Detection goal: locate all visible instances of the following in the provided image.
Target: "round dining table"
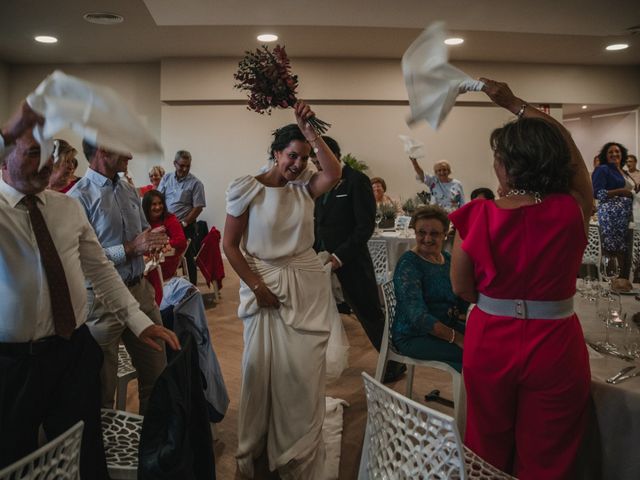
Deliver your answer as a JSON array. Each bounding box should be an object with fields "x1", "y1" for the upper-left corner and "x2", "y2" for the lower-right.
[{"x1": 574, "y1": 291, "x2": 640, "y2": 480}]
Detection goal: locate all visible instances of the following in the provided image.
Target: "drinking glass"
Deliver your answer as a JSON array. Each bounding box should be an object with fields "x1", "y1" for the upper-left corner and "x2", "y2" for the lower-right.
[
  {"x1": 600, "y1": 254, "x2": 620, "y2": 292},
  {"x1": 374, "y1": 209, "x2": 383, "y2": 235}
]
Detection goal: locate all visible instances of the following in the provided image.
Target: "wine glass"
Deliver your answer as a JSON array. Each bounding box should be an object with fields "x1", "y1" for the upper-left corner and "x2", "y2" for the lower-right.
[
  {"x1": 374, "y1": 209, "x2": 383, "y2": 235},
  {"x1": 600, "y1": 254, "x2": 620, "y2": 292}
]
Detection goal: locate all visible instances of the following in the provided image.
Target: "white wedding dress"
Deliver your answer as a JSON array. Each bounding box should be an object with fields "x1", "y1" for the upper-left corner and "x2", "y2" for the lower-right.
[{"x1": 227, "y1": 172, "x2": 344, "y2": 479}]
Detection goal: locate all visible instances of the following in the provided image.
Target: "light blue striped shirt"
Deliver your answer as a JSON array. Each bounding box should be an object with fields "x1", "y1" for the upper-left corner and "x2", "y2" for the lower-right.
[
  {"x1": 158, "y1": 172, "x2": 206, "y2": 221},
  {"x1": 68, "y1": 168, "x2": 148, "y2": 282}
]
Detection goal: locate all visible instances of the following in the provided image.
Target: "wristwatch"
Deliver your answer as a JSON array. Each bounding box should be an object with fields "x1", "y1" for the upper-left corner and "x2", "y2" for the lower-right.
[{"x1": 181, "y1": 220, "x2": 187, "y2": 228}]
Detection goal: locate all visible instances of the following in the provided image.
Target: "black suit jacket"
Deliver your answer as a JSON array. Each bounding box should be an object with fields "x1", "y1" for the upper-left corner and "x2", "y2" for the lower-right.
[{"x1": 313, "y1": 163, "x2": 376, "y2": 266}]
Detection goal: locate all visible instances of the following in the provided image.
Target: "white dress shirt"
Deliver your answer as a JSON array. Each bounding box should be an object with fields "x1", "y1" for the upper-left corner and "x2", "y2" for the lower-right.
[{"x1": 0, "y1": 179, "x2": 153, "y2": 342}]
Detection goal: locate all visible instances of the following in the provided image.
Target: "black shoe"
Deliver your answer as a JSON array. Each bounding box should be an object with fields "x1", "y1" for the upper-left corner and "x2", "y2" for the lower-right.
[
  {"x1": 382, "y1": 363, "x2": 407, "y2": 383},
  {"x1": 424, "y1": 389, "x2": 454, "y2": 408},
  {"x1": 336, "y1": 302, "x2": 352, "y2": 315}
]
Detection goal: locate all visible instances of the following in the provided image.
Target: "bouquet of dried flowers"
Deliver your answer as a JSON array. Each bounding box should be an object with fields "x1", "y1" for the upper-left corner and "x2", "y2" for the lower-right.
[{"x1": 233, "y1": 44, "x2": 331, "y2": 134}]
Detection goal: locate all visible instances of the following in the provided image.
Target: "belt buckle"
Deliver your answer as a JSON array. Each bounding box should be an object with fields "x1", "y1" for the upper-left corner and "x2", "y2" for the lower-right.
[{"x1": 515, "y1": 299, "x2": 527, "y2": 319}]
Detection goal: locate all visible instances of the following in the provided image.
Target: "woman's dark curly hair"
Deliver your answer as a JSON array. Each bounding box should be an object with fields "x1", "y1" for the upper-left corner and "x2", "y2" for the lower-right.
[
  {"x1": 142, "y1": 190, "x2": 167, "y2": 223},
  {"x1": 268, "y1": 123, "x2": 308, "y2": 159},
  {"x1": 490, "y1": 117, "x2": 572, "y2": 193},
  {"x1": 597, "y1": 142, "x2": 628, "y2": 168},
  {"x1": 410, "y1": 205, "x2": 450, "y2": 232}
]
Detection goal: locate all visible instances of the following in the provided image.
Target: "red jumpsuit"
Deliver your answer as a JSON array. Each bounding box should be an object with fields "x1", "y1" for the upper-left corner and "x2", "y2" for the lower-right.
[{"x1": 450, "y1": 194, "x2": 591, "y2": 480}]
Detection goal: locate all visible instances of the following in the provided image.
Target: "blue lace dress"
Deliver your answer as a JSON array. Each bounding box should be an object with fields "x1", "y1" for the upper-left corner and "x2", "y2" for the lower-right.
[
  {"x1": 392, "y1": 250, "x2": 468, "y2": 372},
  {"x1": 592, "y1": 164, "x2": 632, "y2": 252}
]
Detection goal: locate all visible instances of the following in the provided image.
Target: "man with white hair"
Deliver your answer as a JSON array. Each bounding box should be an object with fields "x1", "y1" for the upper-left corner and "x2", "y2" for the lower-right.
[{"x1": 0, "y1": 101, "x2": 179, "y2": 478}]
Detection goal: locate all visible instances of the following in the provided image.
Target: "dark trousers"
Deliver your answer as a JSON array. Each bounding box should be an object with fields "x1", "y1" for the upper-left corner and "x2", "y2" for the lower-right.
[
  {"x1": 0, "y1": 325, "x2": 108, "y2": 479},
  {"x1": 336, "y1": 256, "x2": 385, "y2": 352},
  {"x1": 183, "y1": 223, "x2": 198, "y2": 285}
]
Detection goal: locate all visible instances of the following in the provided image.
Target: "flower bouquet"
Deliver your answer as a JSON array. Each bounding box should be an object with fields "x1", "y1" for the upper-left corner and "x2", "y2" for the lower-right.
[{"x1": 233, "y1": 44, "x2": 331, "y2": 134}]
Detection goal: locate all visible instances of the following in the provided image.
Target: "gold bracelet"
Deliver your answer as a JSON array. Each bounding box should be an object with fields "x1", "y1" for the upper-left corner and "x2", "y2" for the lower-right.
[{"x1": 448, "y1": 329, "x2": 456, "y2": 344}]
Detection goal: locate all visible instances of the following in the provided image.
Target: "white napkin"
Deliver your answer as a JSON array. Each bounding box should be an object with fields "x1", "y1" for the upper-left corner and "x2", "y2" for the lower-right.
[
  {"x1": 398, "y1": 134, "x2": 425, "y2": 159},
  {"x1": 27, "y1": 70, "x2": 163, "y2": 170},
  {"x1": 402, "y1": 21, "x2": 484, "y2": 130}
]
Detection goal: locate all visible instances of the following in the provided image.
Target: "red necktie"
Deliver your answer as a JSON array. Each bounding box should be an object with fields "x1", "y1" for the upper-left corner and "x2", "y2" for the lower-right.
[{"x1": 22, "y1": 195, "x2": 76, "y2": 339}]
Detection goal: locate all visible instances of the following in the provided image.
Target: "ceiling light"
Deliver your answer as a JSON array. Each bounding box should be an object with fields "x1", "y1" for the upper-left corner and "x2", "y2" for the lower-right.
[
  {"x1": 257, "y1": 34, "x2": 278, "y2": 42},
  {"x1": 581, "y1": 105, "x2": 588, "y2": 109},
  {"x1": 444, "y1": 37, "x2": 464, "y2": 46},
  {"x1": 606, "y1": 43, "x2": 629, "y2": 51},
  {"x1": 34, "y1": 35, "x2": 58, "y2": 44}
]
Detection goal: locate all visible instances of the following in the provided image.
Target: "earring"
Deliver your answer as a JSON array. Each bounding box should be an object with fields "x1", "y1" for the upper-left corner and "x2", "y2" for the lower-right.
[{"x1": 274, "y1": 159, "x2": 278, "y2": 165}]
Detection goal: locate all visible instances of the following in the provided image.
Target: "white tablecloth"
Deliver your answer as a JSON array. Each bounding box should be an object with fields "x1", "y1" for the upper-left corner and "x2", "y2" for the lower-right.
[
  {"x1": 575, "y1": 293, "x2": 640, "y2": 480},
  {"x1": 371, "y1": 231, "x2": 416, "y2": 274}
]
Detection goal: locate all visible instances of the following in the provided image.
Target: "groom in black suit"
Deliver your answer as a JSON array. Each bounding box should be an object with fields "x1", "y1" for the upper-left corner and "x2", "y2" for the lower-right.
[{"x1": 313, "y1": 136, "x2": 405, "y2": 383}]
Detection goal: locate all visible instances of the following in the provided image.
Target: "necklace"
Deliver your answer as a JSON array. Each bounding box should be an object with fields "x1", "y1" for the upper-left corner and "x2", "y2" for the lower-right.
[
  {"x1": 413, "y1": 249, "x2": 445, "y2": 265},
  {"x1": 505, "y1": 189, "x2": 542, "y2": 204}
]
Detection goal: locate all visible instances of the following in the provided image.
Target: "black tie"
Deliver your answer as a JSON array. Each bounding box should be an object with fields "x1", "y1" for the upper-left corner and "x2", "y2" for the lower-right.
[{"x1": 22, "y1": 195, "x2": 76, "y2": 339}]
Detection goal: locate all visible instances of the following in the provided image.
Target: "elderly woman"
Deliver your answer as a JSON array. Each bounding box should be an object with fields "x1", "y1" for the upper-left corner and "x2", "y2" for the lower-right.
[
  {"x1": 371, "y1": 176, "x2": 402, "y2": 214},
  {"x1": 592, "y1": 142, "x2": 633, "y2": 265},
  {"x1": 409, "y1": 157, "x2": 465, "y2": 212},
  {"x1": 449, "y1": 79, "x2": 592, "y2": 479},
  {"x1": 223, "y1": 101, "x2": 341, "y2": 478},
  {"x1": 48, "y1": 139, "x2": 80, "y2": 193},
  {"x1": 392, "y1": 205, "x2": 467, "y2": 371},
  {"x1": 139, "y1": 165, "x2": 166, "y2": 196}
]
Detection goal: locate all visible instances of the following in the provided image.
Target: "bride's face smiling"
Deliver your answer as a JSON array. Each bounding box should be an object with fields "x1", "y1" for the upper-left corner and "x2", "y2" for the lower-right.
[{"x1": 274, "y1": 140, "x2": 311, "y2": 181}]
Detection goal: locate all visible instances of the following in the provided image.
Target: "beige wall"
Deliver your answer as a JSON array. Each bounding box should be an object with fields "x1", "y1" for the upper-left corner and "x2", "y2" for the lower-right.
[
  {"x1": 0, "y1": 62, "x2": 8, "y2": 123},
  {"x1": 6, "y1": 59, "x2": 640, "y2": 229}
]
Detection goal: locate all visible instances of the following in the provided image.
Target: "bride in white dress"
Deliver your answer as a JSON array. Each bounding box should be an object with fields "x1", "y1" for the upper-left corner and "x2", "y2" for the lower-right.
[{"x1": 223, "y1": 102, "x2": 342, "y2": 479}]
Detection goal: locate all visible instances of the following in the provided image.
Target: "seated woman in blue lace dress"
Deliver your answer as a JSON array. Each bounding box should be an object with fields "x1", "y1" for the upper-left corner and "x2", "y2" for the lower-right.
[{"x1": 392, "y1": 205, "x2": 467, "y2": 372}]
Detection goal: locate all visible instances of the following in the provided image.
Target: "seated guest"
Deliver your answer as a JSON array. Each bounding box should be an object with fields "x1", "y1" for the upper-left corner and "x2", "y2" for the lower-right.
[
  {"x1": 392, "y1": 205, "x2": 467, "y2": 372},
  {"x1": 409, "y1": 157, "x2": 465, "y2": 211},
  {"x1": 142, "y1": 189, "x2": 188, "y2": 281},
  {"x1": 48, "y1": 139, "x2": 80, "y2": 193},
  {"x1": 470, "y1": 187, "x2": 495, "y2": 200},
  {"x1": 371, "y1": 176, "x2": 402, "y2": 214},
  {"x1": 139, "y1": 165, "x2": 165, "y2": 196}
]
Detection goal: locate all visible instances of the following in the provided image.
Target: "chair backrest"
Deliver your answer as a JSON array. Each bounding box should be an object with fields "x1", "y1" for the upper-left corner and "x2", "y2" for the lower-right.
[
  {"x1": 0, "y1": 421, "x2": 83, "y2": 480},
  {"x1": 380, "y1": 280, "x2": 397, "y2": 331},
  {"x1": 367, "y1": 239, "x2": 389, "y2": 284},
  {"x1": 631, "y1": 229, "x2": 640, "y2": 280},
  {"x1": 360, "y1": 372, "x2": 466, "y2": 479},
  {"x1": 582, "y1": 224, "x2": 601, "y2": 266},
  {"x1": 179, "y1": 238, "x2": 191, "y2": 278}
]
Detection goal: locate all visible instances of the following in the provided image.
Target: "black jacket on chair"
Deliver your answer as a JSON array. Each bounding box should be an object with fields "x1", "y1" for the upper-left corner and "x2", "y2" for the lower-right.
[
  {"x1": 313, "y1": 163, "x2": 385, "y2": 351},
  {"x1": 138, "y1": 332, "x2": 216, "y2": 479}
]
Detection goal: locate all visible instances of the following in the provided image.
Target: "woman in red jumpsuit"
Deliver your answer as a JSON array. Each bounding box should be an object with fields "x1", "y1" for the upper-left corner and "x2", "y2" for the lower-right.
[{"x1": 449, "y1": 79, "x2": 593, "y2": 480}]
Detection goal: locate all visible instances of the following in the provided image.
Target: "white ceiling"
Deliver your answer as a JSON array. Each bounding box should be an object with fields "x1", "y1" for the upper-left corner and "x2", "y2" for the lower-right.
[{"x1": 0, "y1": 0, "x2": 639, "y2": 65}]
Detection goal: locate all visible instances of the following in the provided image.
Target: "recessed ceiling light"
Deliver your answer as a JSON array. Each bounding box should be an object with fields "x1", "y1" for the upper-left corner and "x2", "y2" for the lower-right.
[
  {"x1": 606, "y1": 43, "x2": 629, "y2": 51},
  {"x1": 581, "y1": 105, "x2": 588, "y2": 109},
  {"x1": 444, "y1": 37, "x2": 464, "y2": 46},
  {"x1": 257, "y1": 34, "x2": 278, "y2": 42},
  {"x1": 34, "y1": 35, "x2": 58, "y2": 44}
]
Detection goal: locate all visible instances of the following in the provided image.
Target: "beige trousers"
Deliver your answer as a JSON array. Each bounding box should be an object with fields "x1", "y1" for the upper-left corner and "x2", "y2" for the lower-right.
[{"x1": 85, "y1": 278, "x2": 166, "y2": 415}]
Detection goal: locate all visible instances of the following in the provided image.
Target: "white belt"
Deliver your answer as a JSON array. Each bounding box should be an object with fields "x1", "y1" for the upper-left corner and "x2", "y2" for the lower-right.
[{"x1": 476, "y1": 293, "x2": 574, "y2": 320}]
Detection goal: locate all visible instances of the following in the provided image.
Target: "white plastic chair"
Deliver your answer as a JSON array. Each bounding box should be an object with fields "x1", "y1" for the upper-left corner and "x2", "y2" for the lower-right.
[
  {"x1": 581, "y1": 224, "x2": 602, "y2": 280},
  {"x1": 0, "y1": 421, "x2": 83, "y2": 480},
  {"x1": 367, "y1": 239, "x2": 390, "y2": 284},
  {"x1": 375, "y1": 280, "x2": 466, "y2": 434},
  {"x1": 116, "y1": 344, "x2": 137, "y2": 411},
  {"x1": 101, "y1": 409, "x2": 143, "y2": 479},
  {"x1": 358, "y1": 373, "x2": 515, "y2": 480}
]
